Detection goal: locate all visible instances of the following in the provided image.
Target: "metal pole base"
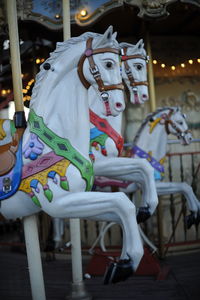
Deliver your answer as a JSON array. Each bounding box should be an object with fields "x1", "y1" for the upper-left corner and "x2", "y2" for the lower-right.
[{"x1": 66, "y1": 281, "x2": 92, "y2": 300}]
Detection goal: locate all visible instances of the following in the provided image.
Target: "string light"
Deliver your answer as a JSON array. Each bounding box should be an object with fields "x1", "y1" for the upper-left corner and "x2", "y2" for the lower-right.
[
  {"x1": 1, "y1": 89, "x2": 7, "y2": 95},
  {"x1": 80, "y1": 9, "x2": 88, "y2": 17},
  {"x1": 152, "y1": 58, "x2": 200, "y2": 74},
  {"x1": 36, "y1": 58, "x2": 41, "y2": 64}
]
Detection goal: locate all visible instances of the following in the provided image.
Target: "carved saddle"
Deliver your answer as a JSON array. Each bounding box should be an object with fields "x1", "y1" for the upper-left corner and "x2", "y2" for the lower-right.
[{"x1": 0, "y1": 119, "x2": 23, "y2": 200}]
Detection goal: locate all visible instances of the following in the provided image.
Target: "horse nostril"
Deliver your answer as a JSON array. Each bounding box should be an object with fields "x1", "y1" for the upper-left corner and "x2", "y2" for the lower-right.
[
  {"x1": 142, "y1": 94, "x2": 147, "y2": 99},
  {"x1": 116, "y1": 102, "x2": 122, "y2": 108}
]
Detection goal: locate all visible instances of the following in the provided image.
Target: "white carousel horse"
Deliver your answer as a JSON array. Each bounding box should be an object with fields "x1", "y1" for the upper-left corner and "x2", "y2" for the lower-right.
[
  {"x1": 91, "y1": 39, "x2": 158, "y2": 221},
  {"x1": 93, "y1": 106, "x2": 199, "y2": 253},
  {"x1": 0, "y1": 27, "x2": 144, "y2": 284},
  {"x1": 52, "y1": 39, "x2": 158, "y2": 248}
]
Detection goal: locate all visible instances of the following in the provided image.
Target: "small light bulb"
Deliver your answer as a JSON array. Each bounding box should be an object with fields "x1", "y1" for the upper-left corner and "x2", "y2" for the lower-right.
[
  {"x1": 171, "y1": 66, "x2": 176, "y2": 71},
  {"x1": 181, "y1": 63, "x2": 185, "y2": 68},
  {"x1": 1, "y1": 89, "x2": 7, "y2": 95},
  {"x1": 188, "y1": 59, "x2": 193, "y2": 64},
  {"x1": 36, "y1": 58, "x2": 41, "y2": 64},
  {"x1": 153, "y1": 60, "x2": 157, "y2": 64},
  {"x1": 197, "y1": 58, "x2": 200, "y2": 63},
  {"x1": 161, "y1": 63, "x2": 165, "y2": 68},
  {"x1": 80, "y1": 9, "x2": 87, "y2": 17}
]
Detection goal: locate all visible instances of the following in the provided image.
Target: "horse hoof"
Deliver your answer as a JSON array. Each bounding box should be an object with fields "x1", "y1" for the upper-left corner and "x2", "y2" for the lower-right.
[
  {"x1": 185, "y1": 212, "x2": 196, "y2": 229},
  {"x1": 103, "y1": 259, "x2": 133, "y2": 285},
  {"x1": 137, "y1": 207, "x2": 151, "y2": 223}
]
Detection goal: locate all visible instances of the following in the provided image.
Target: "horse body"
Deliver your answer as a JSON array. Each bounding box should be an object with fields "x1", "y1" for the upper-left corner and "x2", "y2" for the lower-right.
[
  {"x1": 0, "y1": 28, "x2": 146, "y2": 282},
  {"x1": 90, "y1": 40, "x2": 158, "y2": 217}
]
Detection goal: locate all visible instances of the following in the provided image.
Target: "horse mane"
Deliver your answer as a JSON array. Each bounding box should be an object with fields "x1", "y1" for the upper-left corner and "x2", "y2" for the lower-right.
[
  {"x1": 31, "y1": 31, "x2": 119, "y2": 102},
  {"x1": 133, "y1": 106, "x2": 177, "y2": 145}
]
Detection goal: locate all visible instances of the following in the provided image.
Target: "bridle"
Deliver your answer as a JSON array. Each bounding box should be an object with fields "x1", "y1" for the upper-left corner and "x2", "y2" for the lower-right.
[
  {"x1": 162, "y1": 109, "x2": 190, "y2": 139},
  {"x1": 121, "y1": 47, "x2": 149, "y2": 94},
  {"x1": 77, "y1": 37, "x2": 124, "y2": 115}
]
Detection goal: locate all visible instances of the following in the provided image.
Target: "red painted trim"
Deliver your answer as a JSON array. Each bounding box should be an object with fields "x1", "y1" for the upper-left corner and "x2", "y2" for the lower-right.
[{"x1": 89, "y1": 109, "x2": 124, "y2": 156}]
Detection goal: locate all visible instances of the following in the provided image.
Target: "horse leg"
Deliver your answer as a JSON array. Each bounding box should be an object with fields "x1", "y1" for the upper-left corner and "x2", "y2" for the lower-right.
[
  {"x1": 39, "y1": 191, "x2": 144, "y2": 284},
  {"x1": 156, "y1": 181, "x2": 200, "y2": 228},
  {"x1": 53, "y1": 217, "x2": 65, "y2": 249},
  {"x1": 94, "y1": 157, "x2": 158, "y2": 220}
]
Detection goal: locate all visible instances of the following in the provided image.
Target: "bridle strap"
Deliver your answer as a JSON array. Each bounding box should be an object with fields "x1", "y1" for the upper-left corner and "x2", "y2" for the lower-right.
[
  {"x1": 77, "y1": 37, "x2": 124, "y2": 92},
  {"x1": 164, "y1": 110, "x2": 189, "y2": 136},
  {"x1": 121, "y1": 48, "x2": 148, "y2": 88}
]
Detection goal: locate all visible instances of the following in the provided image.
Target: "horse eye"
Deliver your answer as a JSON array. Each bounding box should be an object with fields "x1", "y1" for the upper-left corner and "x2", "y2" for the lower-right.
[
  {"x1": 106, "y1": 61, "x2": 113, "y2": 69},
  {"x1": 136, "y1": 64, "x2": 142, "y2": 70},
  {"x1": 178, "y1": 121, "x2": 183, "y2": 125}
]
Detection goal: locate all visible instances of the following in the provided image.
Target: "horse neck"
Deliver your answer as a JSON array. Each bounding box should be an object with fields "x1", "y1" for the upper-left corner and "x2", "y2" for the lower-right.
[
  {"x1": 88, "y1": 89, "x2": 122, "y2": 134},
  {"x1": 28, "y1": 68, "x2": 90, "y2": 158},
  {"x1": 135, "y1": 118, "x2": 168, "y2": 160}
]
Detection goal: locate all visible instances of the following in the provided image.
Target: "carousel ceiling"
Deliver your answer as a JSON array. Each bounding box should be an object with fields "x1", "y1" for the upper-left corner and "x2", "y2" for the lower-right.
[{"x1": 0, "y1": 0, "x2": 200, "y2": 32}]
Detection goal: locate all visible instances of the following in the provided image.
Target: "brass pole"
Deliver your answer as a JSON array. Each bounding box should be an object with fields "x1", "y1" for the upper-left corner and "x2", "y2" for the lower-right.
[
  {"x1": 146, "y1": 31, "x2": 156, "y2": 112},
  {"x1": 146, "y1": 31, "x2": 164, "y2": 257},
  {"x1": 6, "y1": 1, "x2": 46, "y2": 299},
  {"x1": 62, "y1": 1, "x2": 91, "y2": 299},
  {"x1": 6, "y1": 0, "x2": 24, "y2": 112}
]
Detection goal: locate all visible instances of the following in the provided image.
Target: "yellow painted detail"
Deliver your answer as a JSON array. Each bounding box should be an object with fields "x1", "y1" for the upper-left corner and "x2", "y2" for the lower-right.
[
  {"x1": 19, "y1": 159, "x2": 70, "y2": 194},
  {"x1": 148, "y1": 117, "x2": 161, "y2": 133},
  {"x1": 147, "y1": 151, "x2": 152, "y2": 161},
  {"x1": 159, "y1": 156, "x2": 166, "y2": 165},
  {"x1": 0, "y1": 119, "x2": 6, "y2": 140}
]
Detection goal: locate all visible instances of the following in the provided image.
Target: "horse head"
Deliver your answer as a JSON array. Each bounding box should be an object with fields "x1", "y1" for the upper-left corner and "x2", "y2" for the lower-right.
[
  {"x1": 165, "y1": 107, "x2": 192, "y2": 145},
  {"x1": 120, "y1": 39, "x2": 149, "y2": 104},
  {"x1": 79, "y1": 26, "x2": 125, "y2": 117}
]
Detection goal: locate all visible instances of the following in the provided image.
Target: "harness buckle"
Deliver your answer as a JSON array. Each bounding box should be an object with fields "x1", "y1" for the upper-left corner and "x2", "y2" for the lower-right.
[
  {"x1": 3, "y1": 177, "x2": 12, "y2": 193},
  {"x1": 90, "y1": 65, "x2": 100, "y2": 77},
  {"x1": 125, "y1": 68, "x2": 132, "y2": 76}
]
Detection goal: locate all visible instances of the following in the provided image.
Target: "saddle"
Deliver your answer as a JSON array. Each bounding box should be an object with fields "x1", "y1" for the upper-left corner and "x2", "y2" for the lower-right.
[{"x1": 0, "y1": 120, "x2": 24, "y2": 200}]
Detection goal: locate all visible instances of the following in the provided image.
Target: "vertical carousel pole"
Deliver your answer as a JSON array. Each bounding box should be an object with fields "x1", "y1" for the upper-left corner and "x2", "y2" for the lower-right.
[
  {"x1": 6, "y1": 1, "x2": 46, "y2": 299},
  {"x1": 146, "y1": 32, "x2": 156, "y2": 112},
  {"x1": 62, "y1": 1, "x2": 92, "y2": 299},
  {"x1": 146, "y1": 31, "x2": 164, "y2": 257}
]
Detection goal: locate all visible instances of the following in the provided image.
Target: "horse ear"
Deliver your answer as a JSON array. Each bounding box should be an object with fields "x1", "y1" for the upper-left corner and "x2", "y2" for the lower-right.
[
  {"x1": 93, "y1": 26, "x2": 114, "y2": 48},
  {"x1": 135, "y1": 39, "x2": 144, "y2": 50},
  {"x1": 112, "y1": 31, "x2": 117, "y2": 40}
]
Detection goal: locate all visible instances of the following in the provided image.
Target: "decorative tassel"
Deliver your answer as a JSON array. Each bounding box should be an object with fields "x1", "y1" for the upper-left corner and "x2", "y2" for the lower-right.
[
  {"x1": 48, "y1": 171, "x2": 58, "y2": 184},
  {"x1": 89, "y1": 152, "x2": 95, "y2": 162},
  {"x1": 29, "y1": 192, "x2": 41, "y2": 207},
  {"x1": 30, "y1": 179, "x2": 40, "y2": 193},
  {"x1": 101, "y1": 147, "x2": 107, "y2": 156},
  {"x1": 43, "y1": 184, "x2": 53, "y2": 202},
  {"x1": 60, "y1": 176, "x2": 69, "y2": 191}
]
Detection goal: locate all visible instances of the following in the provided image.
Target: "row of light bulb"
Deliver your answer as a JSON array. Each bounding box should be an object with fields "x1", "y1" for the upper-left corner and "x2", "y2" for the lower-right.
[{"x1": 153, "y1": 58, "x2": 200, "y2": 71}]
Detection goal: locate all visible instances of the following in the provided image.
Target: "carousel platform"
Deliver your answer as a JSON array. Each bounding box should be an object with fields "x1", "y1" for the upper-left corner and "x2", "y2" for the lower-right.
[{"x1": 0, "y1": 247, "x2": 200, "y2": 300}]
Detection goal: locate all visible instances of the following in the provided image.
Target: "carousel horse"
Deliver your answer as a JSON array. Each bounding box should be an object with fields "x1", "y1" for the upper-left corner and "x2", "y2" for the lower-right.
[
  {"x1": 0, "y1": 27, "x2": 145, "y2": 284},
  {"x1": 53, "y1": 40, "x2": 158, "y2": 248},
  {"x1": 91, "y1": 39, "x2": 158, "y2": 221},
  {"x1": 92, "y1": 106, "x2": 199, "y2": 253}
]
